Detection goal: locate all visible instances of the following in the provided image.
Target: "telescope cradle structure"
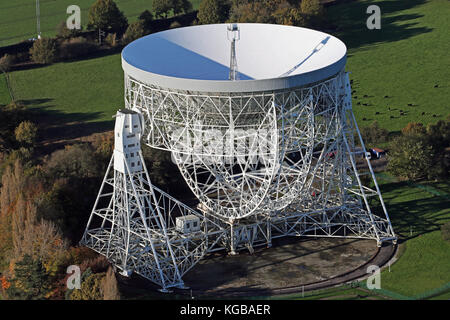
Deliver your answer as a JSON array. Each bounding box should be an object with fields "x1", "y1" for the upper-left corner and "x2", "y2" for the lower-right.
[{"x1": 81, "y1": 24, "x2": 396, "y2": 292}]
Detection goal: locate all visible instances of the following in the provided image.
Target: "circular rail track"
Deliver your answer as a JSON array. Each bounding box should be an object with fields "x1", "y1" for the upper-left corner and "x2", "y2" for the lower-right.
[{"x1": 182, "y1": 238, "x2": 397, "y2": 298}]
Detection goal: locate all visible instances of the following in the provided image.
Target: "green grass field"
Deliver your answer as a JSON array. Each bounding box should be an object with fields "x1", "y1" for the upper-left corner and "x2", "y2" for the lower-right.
[
  {"x1": 3, "y1": 0, "x2": 448, "y2": 132},
  {"x1": 328, "y1": 0, "x2": 449, "y2": 133},
  {"x1": 0, "y1": 0, "x2": 202, "y2": 47},
  {"x1": 10, "y1": 52, "x2": 123, "y2": 125},
  {"x1": 377, "y1": 178, "x2": 450, "y2": 297}
]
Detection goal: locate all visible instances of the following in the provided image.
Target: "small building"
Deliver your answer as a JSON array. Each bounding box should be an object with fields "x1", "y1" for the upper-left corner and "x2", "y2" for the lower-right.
[
  {"x1": 176, "y1": 215, "x2": 201, "y2": 234},
  {"x1": 370, "y1": 148, "x2": 386, "y2": 159}
]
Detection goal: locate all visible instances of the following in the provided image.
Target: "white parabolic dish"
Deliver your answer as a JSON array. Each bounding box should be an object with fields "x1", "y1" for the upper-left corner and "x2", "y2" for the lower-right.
[{"x1": 121, "y1": 23, "x2": 347, "y2": 93}]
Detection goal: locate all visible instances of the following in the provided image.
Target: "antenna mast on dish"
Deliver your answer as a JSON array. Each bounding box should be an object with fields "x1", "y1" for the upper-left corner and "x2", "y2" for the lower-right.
[{"x1": 227, "y1": 24, "x2": 240, "y2": 81}]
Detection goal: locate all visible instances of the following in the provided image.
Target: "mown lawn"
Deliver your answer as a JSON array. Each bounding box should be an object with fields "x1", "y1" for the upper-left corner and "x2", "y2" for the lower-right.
[
  {"x1": 381, "y1": 231, "x2": 450, "y2": 297},
  {"x1": 377, "y1": 178, "x2": 450, "y2": 297},
  {"x1": 5, "y1": 0, "x2": 449, "y2": 130},
  {"x1": 0, "y1": 0, "x2": 202, "y2": 46},
  {"x1": 9, "y1": 52, "x2": 122, "y2": 125},
  {"x1": 328, "y1": 0, "x2": 449, "y2": 133}
]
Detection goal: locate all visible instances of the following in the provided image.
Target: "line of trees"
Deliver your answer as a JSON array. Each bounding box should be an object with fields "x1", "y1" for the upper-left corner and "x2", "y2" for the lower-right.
[
  {"x1": 0, "y1": 101, "x2": 122, "y2": 299},
  {"x1": 21, "y1": 0, "x2": 197, "y2": 66},
  {"x1": 197, "y1": 0, "x2": 325, "y2": 27},
  {"x1": 0, "y1": 98, "x2": 190, "y2": 299},
  {"x1": 153, "y1": 0, "x2": 192, "y2": 18},
  {"x1": 4, "y1": 0, "x2": 326, "y2": 68}
]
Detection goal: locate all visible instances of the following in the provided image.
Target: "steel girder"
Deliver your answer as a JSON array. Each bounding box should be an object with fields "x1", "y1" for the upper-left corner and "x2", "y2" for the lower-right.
[{"x1": 81, "y1": 70, "x2": 396, "y2": 291}]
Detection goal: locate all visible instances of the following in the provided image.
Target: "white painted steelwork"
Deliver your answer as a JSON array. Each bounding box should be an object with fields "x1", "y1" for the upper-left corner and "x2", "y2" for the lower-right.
[{"x1": 82, "y1": 24, "x2": 396, "y2": 292}]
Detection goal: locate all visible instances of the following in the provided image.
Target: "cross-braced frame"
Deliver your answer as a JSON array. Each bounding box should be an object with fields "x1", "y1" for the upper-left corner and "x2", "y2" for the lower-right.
[{"x1": 81, "y1": 69, "x2": 396, "y2": 292}]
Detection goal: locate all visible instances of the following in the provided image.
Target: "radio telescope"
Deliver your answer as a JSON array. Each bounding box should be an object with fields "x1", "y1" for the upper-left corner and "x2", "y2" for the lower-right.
[{"x1": 81, "y1": 23, "x2": 396, "y2": 292}]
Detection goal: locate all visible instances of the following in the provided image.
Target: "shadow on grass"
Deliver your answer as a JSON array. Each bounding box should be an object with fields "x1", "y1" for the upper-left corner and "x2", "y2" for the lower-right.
[
  {"x1": 327, "y1": 0, "x2": 432, "y2": 49},
  {"x1": 18, "y1": 97, "x2": 114, "y2": 155},
  {"x1": 10, "y1": 45, "x2": 124, "y2": 73},
  {"x1": 378, "y1": 180, "x2": 450, "y2": 243}
]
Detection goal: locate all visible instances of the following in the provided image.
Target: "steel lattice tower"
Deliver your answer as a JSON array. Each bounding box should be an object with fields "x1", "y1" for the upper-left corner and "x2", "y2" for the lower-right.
[{"x1": 81, "y1": 24, "x2": 396, "y2": 292}]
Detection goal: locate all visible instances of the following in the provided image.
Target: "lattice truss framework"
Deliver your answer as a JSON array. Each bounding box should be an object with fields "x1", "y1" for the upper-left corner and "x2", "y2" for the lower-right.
[{"x1": 82, "y1": 71, "x2": 396, "y2": 291}]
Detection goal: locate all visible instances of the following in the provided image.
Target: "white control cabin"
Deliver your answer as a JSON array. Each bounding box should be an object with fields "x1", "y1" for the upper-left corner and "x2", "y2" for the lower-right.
[
  {"x1": 176, "y1": 215, "x2": 201, "y2": 234},
  {"x1": 113, "y1": 109, "x2": 145, "y2": 173}
]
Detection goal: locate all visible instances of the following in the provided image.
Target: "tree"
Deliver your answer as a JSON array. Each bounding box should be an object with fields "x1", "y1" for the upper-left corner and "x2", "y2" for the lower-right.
[
  {"x1": 402, "y1": 122, "x2": 426, "y2": 136},
  {"x1": 0, "y1": 157, "x2": 67, "y2": 277},
  {"x1": 88, "y1": 0, "x2": 128, "y2": 34},
  {"x1": 138, "y1": 9, "x2": 154, "y2": 32},
  {"x1": 0, "y1": 101, "x2": 27, "y2": 150},
  {"x1": 29, "y1": 38, "x2": 56, "y2": 64},
  {"x1": 427, "y1": 119, "x2": 450, "y2": 147},
  {"x1": 56, "y1": 21, "x2": 82, "y2": 39},
  {"x1": 425, "y1": 118, "x2": 450, "y2": 179},
  {"x1": 44, "y1": 144, "x2": 101, "y2": 179},
  {"x1": 7, "y1": 254, "x2": 52, "y2": 299},
  {"x1": 359, "y1": 121, "x2": 389, "y2": 146},
  {"x1": 153, "y1": 0, "x2": 172, "y2": 18},
  {"x1": 13, "y1": 216, "x2": 68, "y2": 277},
  {"x1": 387, "y1": 134, "x2": 434, "y2": 181},
  {"x1": 38, "y1": 144, "x2": 103, "y2": 240},
  {"x1": 105, "y1": 32, "x2": 118, "y2": 47},
  {"x1": 122, "y1": 20, "x2": 146, "y2": 45},
  {"x1": 272, "y1": 1, "x2": 297, "y2": 25},
  {"x1": 79, "y1": 255, "x2": 109, "y2": 274},
  {"x1": 14, "y1": 121, "x2": 38, "y2": 147},
  {"x1": 91, "y1": 131, "x2": 114, "y2": 166},
  {"x1": 0, "y1": 101, "x2": 26, "y2": 135},
  {"x1": 300, "y1": 0, "x2": 324, "y2": 27},
  {"x1": 59, "y1": 37, "x2": 99, "y2": 60},
  {"x1": 198, "y1": 0, "x2": 229, "y2": 24},
  {"x1": 392, "y1": 118, "x2": 450, "y2": 181},
  {"x1": 228, "y1": 0, "x2": 296, "y2": 25},
  {"x1": 172, "y1": 0, "x2": 192, "y2": 16},
  {"x1": 228, "y1": 1, "x2": 273, "y2": 23},
  {"x1": 64, "y1": 247, "x2": 99, "y2": 267},
  {"x1": 0, "y1": 160, "x2": 24, "y2": 269},
  {"x1": 68, "y1": 269, "x2": 105, "y2": 300},
  {"x1": 301, "y1": 0, "x2": 323, "y2": 16},
  {"x1": 0, "y1": 55, "x2": 15, "y2": 102},
  {"x1": 0, "y1": 54, "x2": 14, "y2": 72},
  {"x1": 139, "y1": 9, "x2": 153, "y2": 22},
  {"x1": 102, "y1": 266, "x2": 120, "y2": 300}
]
